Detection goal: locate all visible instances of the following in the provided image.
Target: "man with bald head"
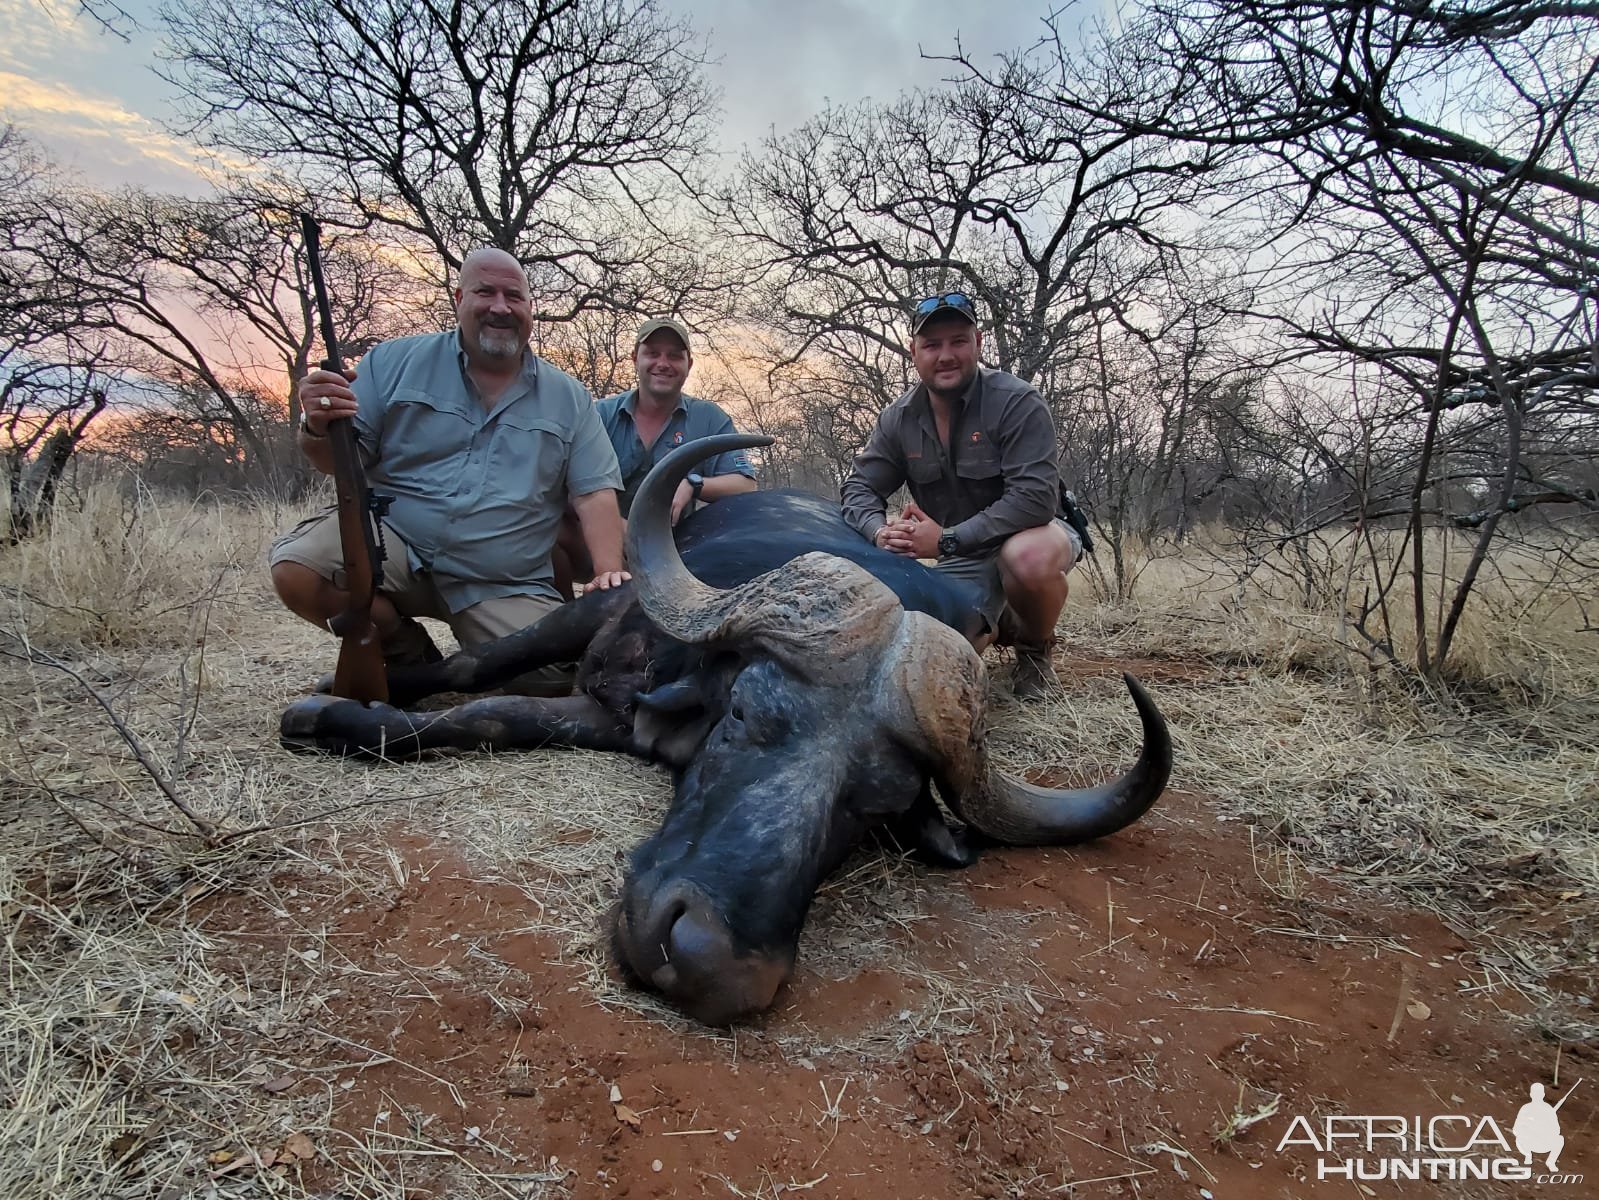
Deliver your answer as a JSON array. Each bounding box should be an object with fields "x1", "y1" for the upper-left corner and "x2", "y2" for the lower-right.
[{"x1": 271, "y1": 248, "x2": 626, "y2": 689}]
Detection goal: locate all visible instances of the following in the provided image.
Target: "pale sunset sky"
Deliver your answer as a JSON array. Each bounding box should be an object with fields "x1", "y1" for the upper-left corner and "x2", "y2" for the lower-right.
[{"x1": 2, "y1": 0, "x2": 1074, "y2": 192}]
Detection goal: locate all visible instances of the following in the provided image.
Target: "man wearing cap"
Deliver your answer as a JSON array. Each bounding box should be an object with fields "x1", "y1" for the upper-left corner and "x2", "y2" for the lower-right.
[
  {"x1": 272, "y1": 247, "x2": 628, "y2": 685},
  {"x1": 598, "y1": 317, "x2": 758, "y2": 519},
  {"x1": 840, "y1": 292, "x2": 1084, "y2": 698},
  {"x1": 553, "y1": 317, "x2": 758, "y2": 594}
]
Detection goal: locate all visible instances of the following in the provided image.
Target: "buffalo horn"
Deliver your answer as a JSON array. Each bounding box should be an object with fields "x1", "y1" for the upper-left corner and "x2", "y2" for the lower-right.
[
  {"x1": 626, "y1": 434, "x2": 902, "y2": 674},
  {"x1": 888, "y1": 614, "x2": 1170, "y2": 845}
]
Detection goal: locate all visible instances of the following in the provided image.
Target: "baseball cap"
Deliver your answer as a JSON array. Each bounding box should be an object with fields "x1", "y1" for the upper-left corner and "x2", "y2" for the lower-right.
[
  {"x1": 635, "y1": 316, "x2": 693, "y2": 353},
  {"x1": 910, "y1": 292, "x2": 980, "y2": 336}
]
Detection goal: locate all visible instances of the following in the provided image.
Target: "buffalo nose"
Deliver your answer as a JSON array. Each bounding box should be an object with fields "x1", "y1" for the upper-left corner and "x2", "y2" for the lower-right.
[
  {"x1": 618, "y1": 880, "x2": 732, "y2": 991},
  {"x1": 615, "y1": 878, "x2": 789, "y2": 1025},
  {"x1": 651, "y1": 904, "x2": 723, "y2": 989}
]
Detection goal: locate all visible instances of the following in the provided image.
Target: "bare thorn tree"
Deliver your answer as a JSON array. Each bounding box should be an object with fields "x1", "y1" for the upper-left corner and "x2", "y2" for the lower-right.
[
  {"x1": 1016, "y1": 0, "x2": 1599, "y2": 677},
  {"x1": 159, "y1": 0, "x2": 722, "y2": 318}
]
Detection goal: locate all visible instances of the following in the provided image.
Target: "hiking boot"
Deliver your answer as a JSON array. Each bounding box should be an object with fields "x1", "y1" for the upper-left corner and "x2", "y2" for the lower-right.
[
  {"x1": 1012, "y1": 641, "x2": 1059, "y2": 700},
  {"x1": 382, "y1": 617, "x2": 444, "y2": 668}
]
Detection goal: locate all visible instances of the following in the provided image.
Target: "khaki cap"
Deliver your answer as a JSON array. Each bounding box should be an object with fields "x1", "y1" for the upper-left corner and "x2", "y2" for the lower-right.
[{"x1": 635, "y1": 316, "x2": 693, "y2": 353}]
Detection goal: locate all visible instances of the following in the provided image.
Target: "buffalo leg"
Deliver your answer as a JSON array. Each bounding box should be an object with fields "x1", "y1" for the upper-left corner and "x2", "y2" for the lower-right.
[
  {"x1": 375, "y1": 589, "x2": 625, "y2": 706},
  {"x1": 281, "y1": 692, "x2": 630, "y2": 760}
]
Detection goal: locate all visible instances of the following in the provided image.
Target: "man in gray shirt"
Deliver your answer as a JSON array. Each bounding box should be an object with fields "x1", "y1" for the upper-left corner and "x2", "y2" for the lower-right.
[
  {"x1": 840, "y1": 292, "x2": 1083, "y2": 698},
  {"x1": 271, "y1": 248, "x2": 626, "y2": 686}
]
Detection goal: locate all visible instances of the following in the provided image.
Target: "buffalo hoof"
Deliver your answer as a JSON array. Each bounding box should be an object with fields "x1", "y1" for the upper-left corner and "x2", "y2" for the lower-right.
[{"x1": 279, "y1": 694, "x2": 417, "y2": 760}]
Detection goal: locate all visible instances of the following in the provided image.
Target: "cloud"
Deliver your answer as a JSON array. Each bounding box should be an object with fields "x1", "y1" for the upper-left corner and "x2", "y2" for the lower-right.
[
  {"x1": 0, "y1": 0, "x2": 102, "y2": 65},
  {"x1": 0, "y1": 69, "x2": 240, "y2": 189},
  {"x1": 0, "y1": 0, "x2": 237, "y2": 190},
  {"x1": 669, "y1": 0, "x2": 1060, "y2": 153}
]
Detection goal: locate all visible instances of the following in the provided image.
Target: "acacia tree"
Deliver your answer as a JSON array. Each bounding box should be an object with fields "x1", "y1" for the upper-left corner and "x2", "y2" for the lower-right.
[
  {"x1": 988, "y1": 0, "x2": 1599, "y2": 677},
  {"x1": 3, "y1": 125, "x2": 426, "y2": 495},
  {"x1": 159, "y1": 0, "x2": 723, "y2": 320},
  {"x1": 0, "y1": 127, "x2": 114, "y2": 538},
  {"x1": 85, "y1": 186, "x2": 425, "y2": 422},
  {"x1": 14, "y1": 176, "x2": 425, "y2": 491},
  {"x1": 719, "y1": 64, "x2": 1233, "y2": 379},
  {"x1": 716, "y1": 60, "x2": 1245, "y2": 580},
  {"x1": 1054, "y1": 277, "x2": 1257, "y2": 598},
  {"x1": 95, "y1": 377, "x2": 290, "y2": 494}
]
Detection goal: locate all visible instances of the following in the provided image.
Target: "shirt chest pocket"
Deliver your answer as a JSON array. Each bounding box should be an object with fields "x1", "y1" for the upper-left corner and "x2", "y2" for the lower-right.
[
  {"x1": 952, "y1": 442, "x2": 1004, "y2": 510},
  {"x1": 487, "y1": 411, "x2": 571, "y2": 505},
  {"x1": 954, "y1": 439, "x2": 1002, "y2": 481},
  {"x1": 906, "y1": 454, "x2": 945, "y2": 485},
  {"x1": 381, "y1": 389, "x2": 472, "y2": 478}
]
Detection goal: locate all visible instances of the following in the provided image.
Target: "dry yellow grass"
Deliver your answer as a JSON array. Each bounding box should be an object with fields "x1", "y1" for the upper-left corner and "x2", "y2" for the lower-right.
[
  {"x1": 1, "y1": 484, "x2": 1595, "y2": 1197},
  {"x1": 0, "y1": 480, "x2": 277, "y2": 652},
  {"x1": 1084, "y1": 523, "x2": 1599, "y2": 694}
]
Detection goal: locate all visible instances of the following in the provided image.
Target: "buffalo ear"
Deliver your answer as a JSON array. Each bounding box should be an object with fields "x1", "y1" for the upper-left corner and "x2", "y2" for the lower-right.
[
  {"x1": 630, "y1": 656, "x2": 748, "y2": 767},
  {"x1": 632, "y1": 681, "x2": 706, "y2": 765},
  {"x1": 879, "y1": 784, "x2": 982, "y2": 869}
]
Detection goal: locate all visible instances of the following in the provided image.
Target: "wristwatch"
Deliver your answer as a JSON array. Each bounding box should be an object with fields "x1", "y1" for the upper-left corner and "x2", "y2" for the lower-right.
[
  {"x1": 686, "y1": 472, "x2": 705, "y2": 500},
  {"x1": 937, "y1": 528, "x2": 960, "y2": 558},
  {"x1": 298, "y1": 411, "x2": 327, "y2": 439}
]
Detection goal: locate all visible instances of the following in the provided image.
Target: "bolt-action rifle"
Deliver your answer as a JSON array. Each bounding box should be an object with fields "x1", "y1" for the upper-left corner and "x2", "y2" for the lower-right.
[{"x1": 299, "y1": 214, "x2": 390, "y2": 703}]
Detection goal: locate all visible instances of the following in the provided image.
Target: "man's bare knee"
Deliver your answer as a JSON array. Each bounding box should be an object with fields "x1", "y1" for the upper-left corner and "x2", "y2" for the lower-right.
[
  {"x1": 273, "y1": 561, "x2": 334, "y2": 611},
  {"x1": 998, "y1": 527, "x2": 1072, "y2": 589}
]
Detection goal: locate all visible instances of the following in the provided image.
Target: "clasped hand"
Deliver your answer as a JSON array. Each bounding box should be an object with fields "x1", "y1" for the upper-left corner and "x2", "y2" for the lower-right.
[{"x1": 875, "y1": 501, "x2": 942, "y2": 558}]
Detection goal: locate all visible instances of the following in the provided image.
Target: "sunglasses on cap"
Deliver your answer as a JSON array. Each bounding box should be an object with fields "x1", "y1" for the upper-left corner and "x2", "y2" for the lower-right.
[{"x1": 911, "y1": 292, "x2": 979, "y2": 333}]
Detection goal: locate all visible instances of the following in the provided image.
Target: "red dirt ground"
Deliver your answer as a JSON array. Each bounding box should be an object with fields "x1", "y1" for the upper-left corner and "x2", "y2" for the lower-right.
[{"x1": 199, "y1": 780, "x2": 1596, "y2": 1199}]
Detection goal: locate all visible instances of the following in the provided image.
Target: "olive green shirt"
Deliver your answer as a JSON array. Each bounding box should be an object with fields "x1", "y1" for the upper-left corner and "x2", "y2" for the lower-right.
[{"x1": 840, "y1": 366, "x2": 1061, "y2": 555}]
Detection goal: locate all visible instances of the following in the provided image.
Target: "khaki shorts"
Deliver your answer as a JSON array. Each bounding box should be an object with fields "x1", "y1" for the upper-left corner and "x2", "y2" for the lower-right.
[
  {"x1": 933, "y1": 517, "x2": 1083, "y2": 632},
  {"x1": 269, "y1": 508, "x2": 570, "y2": 692}
]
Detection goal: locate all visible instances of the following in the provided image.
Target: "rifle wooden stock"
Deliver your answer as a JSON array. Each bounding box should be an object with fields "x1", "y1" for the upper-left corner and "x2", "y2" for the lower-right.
[
  {"x1": 301, "y1": 213, "x2": 389, "y2": 704},
  {"x1": 326, "y1": 419, "x2": 388, "y2": 703}
]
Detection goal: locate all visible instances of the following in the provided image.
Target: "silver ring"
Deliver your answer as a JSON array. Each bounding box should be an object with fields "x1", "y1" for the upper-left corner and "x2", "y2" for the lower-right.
[{"x1": 319, "y1": 396, "x2": 331, "y2": 410}]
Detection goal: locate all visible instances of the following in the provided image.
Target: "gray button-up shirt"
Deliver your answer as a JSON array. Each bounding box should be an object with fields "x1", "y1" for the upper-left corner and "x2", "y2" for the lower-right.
[
  {"x1": 840, "y1": 366, "x2": 1060, "y2": 555},
  {"x1": 352, "y1": 330, "x2": 622, "y2": 610},
  {"x1": 594, "y1": 390, "x2": 757, "y2": 515}
]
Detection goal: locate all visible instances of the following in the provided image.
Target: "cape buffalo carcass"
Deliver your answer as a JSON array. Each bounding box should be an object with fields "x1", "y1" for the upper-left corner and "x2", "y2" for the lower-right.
[{"x1": 281, "y1": 434, "x2": 1172, "y2": 1025}]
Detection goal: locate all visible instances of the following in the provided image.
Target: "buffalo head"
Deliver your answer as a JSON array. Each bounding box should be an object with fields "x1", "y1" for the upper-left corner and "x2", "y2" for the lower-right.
[{"x1": 609, "y1": 435, "x2": 1171, "y2": 1024}]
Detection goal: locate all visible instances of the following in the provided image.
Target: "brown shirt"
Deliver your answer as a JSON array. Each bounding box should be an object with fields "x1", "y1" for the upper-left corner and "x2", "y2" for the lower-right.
[{"x1": 841, "y1": 366, "x2": 1060, "y2": 555}]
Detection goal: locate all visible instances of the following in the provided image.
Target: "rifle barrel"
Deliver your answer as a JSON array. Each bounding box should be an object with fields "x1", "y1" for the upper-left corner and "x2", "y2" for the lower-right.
[{"x1": 300, "y1": 213, "x2": 345, "y2": 374}]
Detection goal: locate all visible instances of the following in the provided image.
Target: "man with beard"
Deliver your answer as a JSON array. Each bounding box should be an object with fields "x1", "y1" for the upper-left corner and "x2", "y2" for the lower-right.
[
  {"x1": 840, "y1": 292, "x2": 1084, "y2": 699},
  {"x1": 271, "y1": 248, "x2": 626, "y2": 686}
]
